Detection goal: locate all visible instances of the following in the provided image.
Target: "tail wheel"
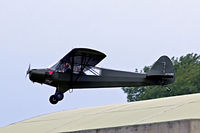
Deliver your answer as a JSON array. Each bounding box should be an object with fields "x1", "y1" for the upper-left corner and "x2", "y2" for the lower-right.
[
  {"x1": 49, "y1": 95, "x2": 58, "y2": 104},
  {"x1": 166, "y1": 86, "x2": 171, "y2": 92},
  {"x1": 55, "y1": 91, "x2": 64, "y2": 101}
]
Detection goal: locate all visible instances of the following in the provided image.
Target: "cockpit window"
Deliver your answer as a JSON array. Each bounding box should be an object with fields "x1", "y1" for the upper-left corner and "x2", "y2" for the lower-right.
[
  {"x1": 50, "y1": 61, "x2": 101, "y2": 76},
  {"x1": 51, "y1": 62, "x2": 86, "y2": 74},
  {"x1": 50, "y1": 61, "x2": 71, "y2": 72}
]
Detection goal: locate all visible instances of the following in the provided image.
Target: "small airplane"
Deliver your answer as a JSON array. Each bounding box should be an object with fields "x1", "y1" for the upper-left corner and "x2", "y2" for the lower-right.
[{"x1": 26, "y1": 48, "x2": 175, "y2": 104}]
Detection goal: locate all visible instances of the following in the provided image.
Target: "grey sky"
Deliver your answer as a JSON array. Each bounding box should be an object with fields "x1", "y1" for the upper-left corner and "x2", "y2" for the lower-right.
[{"x1": 0, "y1": 0, "x2": 200, "y2": 127}]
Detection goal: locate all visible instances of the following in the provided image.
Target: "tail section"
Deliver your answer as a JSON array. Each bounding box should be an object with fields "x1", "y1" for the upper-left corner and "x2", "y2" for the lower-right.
[{"x1": 147, "y1": 56, "x2": 175, "y2": 85}]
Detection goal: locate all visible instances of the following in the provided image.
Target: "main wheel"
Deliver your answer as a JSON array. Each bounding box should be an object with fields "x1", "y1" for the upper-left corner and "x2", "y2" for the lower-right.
[
  {"x1": 55, "y1": 91, "x2": 64, "y2": 101},
  {"x1": 49, "y1": 95, "x2": 58, "y2": 104}
]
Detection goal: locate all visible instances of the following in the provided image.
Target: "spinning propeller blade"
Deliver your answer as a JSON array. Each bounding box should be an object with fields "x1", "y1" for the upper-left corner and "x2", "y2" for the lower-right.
[{"x1": 26, "y1": 64, "x2": 31, "y2": 78}]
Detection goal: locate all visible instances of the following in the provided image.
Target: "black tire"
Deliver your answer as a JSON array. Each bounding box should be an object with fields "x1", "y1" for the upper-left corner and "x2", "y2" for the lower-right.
[
  {"x1": 55, "y1": 91, "x2": 64, "y2": 101},
  {"x1": 49, "y1": 95, "x2": 58, "y2": 104}
]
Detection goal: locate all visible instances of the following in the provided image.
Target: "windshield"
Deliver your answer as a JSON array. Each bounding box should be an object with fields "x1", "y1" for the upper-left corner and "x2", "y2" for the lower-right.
[{"x1": 50, "y1": 61, "x2": 71, "y2": 72}]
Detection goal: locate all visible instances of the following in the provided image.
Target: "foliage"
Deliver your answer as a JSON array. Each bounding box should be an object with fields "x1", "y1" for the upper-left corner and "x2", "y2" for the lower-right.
[{"x1": 122, "y1": 53, "x2": 200, "y2": 102}]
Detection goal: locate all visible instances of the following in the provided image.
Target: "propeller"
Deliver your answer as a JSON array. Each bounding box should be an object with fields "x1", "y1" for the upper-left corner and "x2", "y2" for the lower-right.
[{"x1": 26, "y1": 64, "x2": 31, "y2": 78}]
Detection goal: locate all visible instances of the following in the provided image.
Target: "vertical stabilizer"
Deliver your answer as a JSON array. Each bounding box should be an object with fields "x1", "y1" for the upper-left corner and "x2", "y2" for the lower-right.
[
  {"x1": 147, "y1": 56, "x2": 174, "y2": 76},
  {"x1": 147, "y1": 56, "x2": 175, "y2": 85}
]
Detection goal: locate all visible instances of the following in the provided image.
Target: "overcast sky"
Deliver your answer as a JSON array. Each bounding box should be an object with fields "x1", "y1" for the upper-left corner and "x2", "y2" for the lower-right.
[{"x1": 0, "y1": 0, "x2": 200, "y2": 127}]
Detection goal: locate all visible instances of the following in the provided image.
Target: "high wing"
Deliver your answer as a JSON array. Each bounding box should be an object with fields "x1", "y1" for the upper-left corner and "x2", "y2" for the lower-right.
[{"x1": 51, "y1": 48, "x2": 106, "y2": 71}]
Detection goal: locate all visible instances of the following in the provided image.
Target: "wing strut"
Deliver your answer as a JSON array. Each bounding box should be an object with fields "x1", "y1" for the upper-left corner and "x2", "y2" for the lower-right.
[{"x1": 86, "y1": 66, "x2": 99, "y2": 76}]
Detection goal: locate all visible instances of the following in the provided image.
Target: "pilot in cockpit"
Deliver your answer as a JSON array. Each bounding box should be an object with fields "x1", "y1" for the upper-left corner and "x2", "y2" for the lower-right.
[{"x1": 63, "y1": 63, "x2": 71, "y2": 72}]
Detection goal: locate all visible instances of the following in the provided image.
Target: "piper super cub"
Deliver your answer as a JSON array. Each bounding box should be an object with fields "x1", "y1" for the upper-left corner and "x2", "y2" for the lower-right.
[{"x1": 26, "y1": 48, "x2": 175, "y2": 104}]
